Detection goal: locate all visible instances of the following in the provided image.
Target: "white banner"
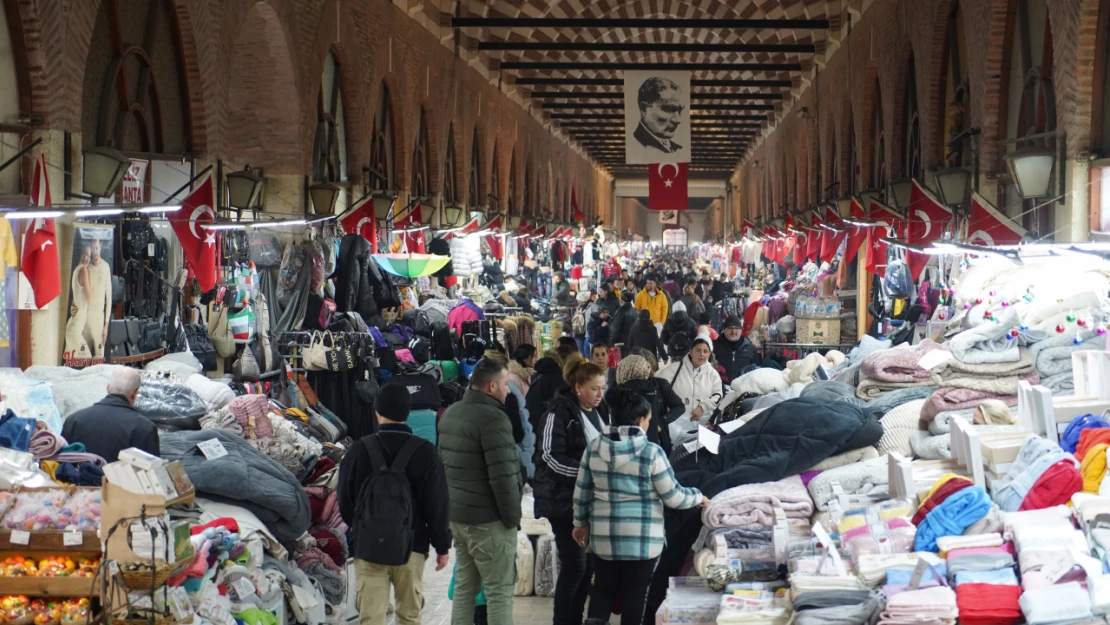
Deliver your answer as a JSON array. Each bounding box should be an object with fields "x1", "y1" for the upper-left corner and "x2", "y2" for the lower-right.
[
  {"x1": 624, "y1": 70, "x2": 691, "y2": 165},
  {"x1": 115, "y1": 158, "x2": 149, "y2": 204}
]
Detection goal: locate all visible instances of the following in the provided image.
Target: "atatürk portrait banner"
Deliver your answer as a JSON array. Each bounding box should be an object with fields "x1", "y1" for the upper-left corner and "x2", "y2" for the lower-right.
[{"x1": 624, "y1": 70, "x2": 692, "y2": 165}]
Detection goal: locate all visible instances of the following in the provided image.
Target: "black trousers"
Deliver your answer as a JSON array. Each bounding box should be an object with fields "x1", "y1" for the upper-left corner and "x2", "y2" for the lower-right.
[
  {"x1": 550, "y1": 516, "x2": 593, "y2": 625},
  {"x1": 587, "y1": 557, "x2": 658, "y2": 625}
]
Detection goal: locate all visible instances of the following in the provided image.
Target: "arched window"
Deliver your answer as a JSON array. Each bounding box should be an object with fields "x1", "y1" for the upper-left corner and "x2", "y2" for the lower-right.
[
  {"x1": 411, "y1": 109, "x2": 431, "y2": 198},
  {"x1": 871, "y1": 80, "x2": 887, "y2": 190},
  {"x1": 1002, "y1": 0, "x2": 1055, "y2": 234},
  {"x1": 312, "y1": 52, "x2": 347, "y2": 182},
  {"x1": 468, "y1": 129, "x2": 481, "y2": 209},
  {"x1": 369, "y1": 83, "x2": 395, "y2": 191},
  {"x1": 902, "y1": 56, "x2": 923, "y2": 181},
  {"x1": 939, "y1": 3, "x2": 970, "y2": 167},
  {"x1": 849, "y1": 115, "x2": 859, "y2": 195},
  {"x1": 443, "y1": 124, "x2": 458, "y2": 205},
  {"x1": 490, "y1": 142, "x2": 500, "y2": 213},
  {"x1": 523, "y1": 157, "x2": 531, "y2": 216},
  {"x1": 507, "y1": 150, "x2": 516, "y2": 215}
]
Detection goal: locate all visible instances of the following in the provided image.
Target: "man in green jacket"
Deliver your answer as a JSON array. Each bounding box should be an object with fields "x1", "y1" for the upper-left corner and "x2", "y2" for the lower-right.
[{"x1": 438, "y1": 358, "x2": 522, "y2": 625}]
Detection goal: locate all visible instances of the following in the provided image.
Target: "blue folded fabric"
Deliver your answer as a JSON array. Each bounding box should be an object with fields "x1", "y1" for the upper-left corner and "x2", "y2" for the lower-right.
[
  {"x1": 953, "y1": 567, "x2": 1019, "y2": 586},
  {"x1": 914, "y1": 486, "x2": 992, "y2": 552},
  {"x1": 0, "y1": 409, "x2": 34, "y2": 452},
  {"x1": 886, "y1": 563, "x2": 948, "y2": 586},
  {"x1": 1060, "y1": 414, "x2": 1110, "y2": 453}
]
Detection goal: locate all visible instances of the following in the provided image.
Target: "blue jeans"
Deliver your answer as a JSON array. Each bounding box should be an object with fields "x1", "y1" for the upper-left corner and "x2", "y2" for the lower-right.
[
  {"x1": 537, "y1": 273, "x2": 552, "y2": 298},
  {"x1": 577, "y1": 336, "x2": 589, "y2": 355}
]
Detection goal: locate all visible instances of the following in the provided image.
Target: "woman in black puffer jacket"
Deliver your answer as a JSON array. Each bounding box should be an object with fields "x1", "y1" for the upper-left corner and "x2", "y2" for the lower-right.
[
  {"x1": 626, "y1": 309, "x2": 662, "y2": 360},
  {"x1": 534, "y1": 357, "x2": 610, "y2": 625}
]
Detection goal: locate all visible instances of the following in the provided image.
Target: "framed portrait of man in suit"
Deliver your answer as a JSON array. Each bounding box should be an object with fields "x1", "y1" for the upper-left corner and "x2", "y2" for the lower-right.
[{"x1": 623, "y1": 70, "x2": 691, "y2": 164}]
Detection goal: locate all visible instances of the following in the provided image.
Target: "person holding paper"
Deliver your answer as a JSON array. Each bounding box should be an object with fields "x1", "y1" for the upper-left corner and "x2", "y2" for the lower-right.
[{"x1": 571, "y1": 388, "x2": 707, "y2": 625}]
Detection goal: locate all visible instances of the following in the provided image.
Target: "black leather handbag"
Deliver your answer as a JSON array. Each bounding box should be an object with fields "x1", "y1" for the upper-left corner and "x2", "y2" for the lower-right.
[{"x1": 107, "y1": 319, "x2": 131, "y2": 360}]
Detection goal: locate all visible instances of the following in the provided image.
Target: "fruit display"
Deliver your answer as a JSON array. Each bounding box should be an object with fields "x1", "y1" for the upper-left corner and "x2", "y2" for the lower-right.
[
  {"x1": 36, "y1": 557, "x2": 98, "y2": 579},
  {"x1": 0, "y1": 595, "x2": 31, "y2": 625},
  {"x1": 0, "y1": 557, "x2": 37, "y2": 577},
  {"x1": 0, "y1": 597, "x2": 89, "y2": 625},
  {"x1": 58, "y1": 599, "x2": 89, "y2": 625},
  {"x1": 28, "y1": 599, "x2": 60, "y2": 625},
  {"x1": 53, "y1": 491, "x2": 99, "y2": 533}
]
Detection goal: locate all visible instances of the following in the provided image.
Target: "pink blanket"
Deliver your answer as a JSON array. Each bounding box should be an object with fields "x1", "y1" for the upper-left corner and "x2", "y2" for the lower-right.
[
  {"x1": 919, "y1": 387, "x2": 1019, "y2": 423},
  {"x1": 860, "y1": 340, "x2": 946, "y2": 383},
  {"x1": 702, "y1": 476, "x2": 813, "y2": 528}
]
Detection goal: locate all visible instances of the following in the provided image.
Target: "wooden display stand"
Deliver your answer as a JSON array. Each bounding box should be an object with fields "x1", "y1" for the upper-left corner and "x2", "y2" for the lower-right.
[{"x1": 99, "y1": 481, "x2": 194, "y2": 565}]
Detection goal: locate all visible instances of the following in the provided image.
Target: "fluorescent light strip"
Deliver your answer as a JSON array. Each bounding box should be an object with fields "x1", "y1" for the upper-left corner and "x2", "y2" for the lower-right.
[
  {"x1": 252, "y1": 219, "x2": 307, "y2": 229},
  {"x1": 4, "y1": 210, "x2": 64, "y2": 220},
  {"x1": 73, "y1": 208, "x2": 124, "y2": 217},
  {"x1": 203, "y1": 223, "x2": 249, "y2": 230},
  {"x1": 392, "y1": 225, "x2": 429, "y2": 234},
  {"x1": 136, "y1": 205, "x2": 179, "y2": 214}
]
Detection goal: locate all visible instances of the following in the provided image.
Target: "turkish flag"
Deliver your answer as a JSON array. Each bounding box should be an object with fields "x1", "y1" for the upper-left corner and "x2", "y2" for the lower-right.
[
  {"x1": 778, "y1": 236, "x2": 796, "y2": 266},
  {"x1": 571, "y1": 188, "x2": 585, "y2": 222},
  {"x1": 169, "y1": 175, "x2": 218, "y2": 292},
  {"x1": 906, "y1": 180, "x2": 953, "y2": 281},
  {"x1": 485, "y1": 215, "x2": 504, "y2": 259},
  {"x1": 393, "y1": 204, "x2": 426, "y2": 254},
  {"x1": 821, "y1": 227, "x2": 847, "y2": 263},
  {"x1": 845, "y1": 197, "x2": 869, "y2": 264},
  {"x1": 784, "y1": 213, "x2": 797, "y2": 231},
  {"x1": 648, "y1": 163, "x2": 688, "y2": 211},
  {"x1": 968, "y1": 192, "x2": 1025, "y2": 246},
  {"x1": 825, "y1": 204, "x2": 845, "y2": 228},
  {"x1": 741, "y1": 219, "x2": 755, "y2": 237},
  {"x1": 793, "y1": 231, "x2": 808, "y2": 267},
  {"x1": 865, "y1": 201, "x2": 906, "y2": 277},
  {"x1": 21, "y1": 154, "x2": 61, "y2": 308},
  {"x1": 340, "y1": 199, "x2": 378, "y2": 251}
]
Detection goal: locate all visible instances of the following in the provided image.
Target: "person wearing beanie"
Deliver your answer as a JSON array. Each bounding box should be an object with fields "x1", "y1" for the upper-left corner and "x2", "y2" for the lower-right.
[
  {"x1": 660, "y1": 300, "x2": 697, "y2": 354},
  {"x1": 974, "y1": 400, "x2": 1017, "y2": 426},
  {"x1": 338, "y1": 382, "x2": 452, "y2": 625},
  {"x1": 713, "y1": 314, "x2": 758, "y2": 383},
  {"x1": 655, "y1": 331, "x2": 723, "y2": 447}
]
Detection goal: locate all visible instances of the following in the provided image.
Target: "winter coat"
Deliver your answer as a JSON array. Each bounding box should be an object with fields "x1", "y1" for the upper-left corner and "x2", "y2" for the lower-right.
[
  {"x1": 660, "y1": 311, "x2": 697, "y2": 350},
  {"x1": 609, "y1": 303, "x2": 639, "y2": 347},
  {"x1": 534, "y1": 388, "x2": 611, "y2": 520},
  {"x1": 335, "y1": 234, "x2": 389, "y2": 320},
  {"x1": 587, "y1": 311, "x2": 611, "y2": 346},
  {"x1": 337, "y1": 424, "x2": 451, "y2": 559},
  {"x1": 553, "y1": 281, "x2": 575, "y2": 308},
  {"x1": 656, "y1": 355, "x2": 724, "y2": 425},
  {"x1": 599, "y1": 292, "x2": 621, "y2": 317},
  {"x1": 525, "y1": 358, "x2": 566, "y2": 433},
  {"x1": 626, "y1": 315, "x2": 663, "y2": 360},
  {"x1": 62, "y1": 394, "x2": 159, "y2": 462},
  {"x1": 715, "y1": 336, "x2": 759, "y2": 383},
  {"x1": 617, "y1": 378, "x2": 683, "y2": 454},
  {"x1": 438, "y1": 389, "x2": 523, "y2": 528},
  {"x1": 678, "y1": 294, "x2": 706, "y2": 318},
  {"x1": 573, "y1": 425, "x2": 702, "y2": 560},
  {"x1": 507, "y1": 361, "x2": 533, "y2": 396},
  {"x1": 635, "y1": 288, "x2": 670, "y2": 325},
  {"x1": 505, "y1": 381, "x2": 536, "y2": 480}
]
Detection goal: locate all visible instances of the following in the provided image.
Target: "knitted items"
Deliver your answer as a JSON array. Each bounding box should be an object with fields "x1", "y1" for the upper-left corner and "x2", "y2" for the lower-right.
[
  {"x1": 199, "y1": 408, "x2": 243, "y2": 435},
  {"x1": 616, "y1": 355, "x2": 653, "y2": 385},
  {"x1": 1019, "y1": 459, "x2": 1082, "y2": 510},
  {"x1": 956, "y1": 584, "x2": 1023, "y2": 625},
  {"x1": 227, "y1": 395, "x2": 274, "y2": 439},
  {"x1": 914, "y1": 486, "x2": 991, "y2": 552}
]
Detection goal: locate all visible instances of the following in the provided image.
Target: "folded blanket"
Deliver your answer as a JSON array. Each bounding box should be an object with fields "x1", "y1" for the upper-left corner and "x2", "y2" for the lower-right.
[
  {"x1": 702, "y1": 476, "x2": 813, "y2": 528},
  {"x1": 1029, "y1": 326, "x2": 1108, "y2": 378},
  {"x1": 731, "y1": 367, "x2": 789, "y2": 396},
  {"x1": 808, "y1": 446, "x2": 879, "y2": 472},
  {"x1": 856, "y1": 552, "x2": 943, "y2": 587},
  {"x1": 807, "y1": 459, "x2": 889, "y2": 511},
  {"x1": 878, "y1": 399, "x2": 929, "y2": 456},
  {"x1": 842, "y1": 518, "x2": 916, "y2": 559},
  {"x1": 1040, "y1": 371, "x2": 1076, "y2": 396},
  {"x1": 928, "y1": 369, "x2": 1038, "y2": 396},
  {"x1": 930, "y1": 347, "x2": 1034, "y2": 386},
  {"x1": 936, "y1": 533, "x2": 1004, "y2": 551},
  {"x1": 857, "y1": 374, "x2": 935, "y2": 400},
  {"x1": 947, "y1": 553, "x2": 1016, "y2": 574},
  {"x1": 957, "y1": 584, "x2": 1023, "y2": 625},
  {"x1": 920, "y1": 387, "x2": 1017, "y2": 424},
  {"x1": 879, "y1": 586, "x2": 958, "y2": 624},
  {"x1": 1020, "y1": 582, "x2": 1093, "y2": 624},
  {"x1": 793, "y1": 595, "x2": 883, "y2": 625},
  {"x1": 909, "y1": 431, "x2": 951, "y2": 460},
  {"x1": 947, "y1": 307, "x2": 1023, "y2": 364},
  {"x1": 860, "y1": 340, "x2": 945, "y2": 383}
]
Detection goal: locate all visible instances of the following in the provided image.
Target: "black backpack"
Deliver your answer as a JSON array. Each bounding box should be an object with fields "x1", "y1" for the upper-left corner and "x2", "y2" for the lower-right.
[
  {"x1": 430, "y1": 321, "x2": 455, "y2": 361},
  {"x1": 667, "y1": 331, "x2": 692, "y2": 362},
  {"x1": 354, "y1": 435, "x2": 421, "y2": 566}
]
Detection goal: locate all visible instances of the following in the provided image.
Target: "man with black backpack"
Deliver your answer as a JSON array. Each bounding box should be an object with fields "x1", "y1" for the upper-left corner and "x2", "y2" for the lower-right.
[{"x1": 337, "y1": 384, "x2": 451, "y2": 625}]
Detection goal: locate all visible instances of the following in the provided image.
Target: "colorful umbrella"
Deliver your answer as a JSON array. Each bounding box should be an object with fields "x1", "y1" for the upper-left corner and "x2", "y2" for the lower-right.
[{"x1": 372, "y1": 253, "x2": 450, "y2": 278}]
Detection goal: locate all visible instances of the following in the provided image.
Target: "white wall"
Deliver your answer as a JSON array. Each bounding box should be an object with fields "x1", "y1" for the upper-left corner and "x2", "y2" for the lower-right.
[{"x1": 644, "y1": 208, "x2": 707, "y2": 246}]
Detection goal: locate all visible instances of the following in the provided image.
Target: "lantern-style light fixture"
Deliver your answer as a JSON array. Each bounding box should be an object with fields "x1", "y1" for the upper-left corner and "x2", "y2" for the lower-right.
[
  {"x1": 82, "y1": 146, "x2": 130, "y2": 199},
  {"x1": 507, "y1": 214, "x2": 522, "y2": 231},
  {"x1": 441, "y1": 203, "x2": 465, "y2": 228},
  {"x1": 858, "y1": 188, "x2": 884, "y2": 209},
  {"x1": 1004, "y1": 146, "x2": 1056, "y2": 199},
  {"x1": 372, "y1": 194, "x2": 396, "y2": 220},
  {"x1": 932, "y1": 167, "x2": 972, "y2": 208},
  {"x1": 225, "y1": 167, "x2": 265, "y2": 211},
  {"x1": 886, "y1": 178, "x2": 914, "y2": 212},
  {"x1": 419, "y1": 202, "x2": 437, "y2": 225},
  {"x1": 308, "y1": 182, "x2": 341, "y2": 216}
]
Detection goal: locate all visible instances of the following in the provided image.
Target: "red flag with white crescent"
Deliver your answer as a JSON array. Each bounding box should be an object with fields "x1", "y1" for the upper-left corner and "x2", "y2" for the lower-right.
[
  {"x1": 906, "y1": 180, "x2": 953, "y2": 281},
  {"x1": 865, "y1": 201, "x2": 906, "y2": 277},
  {"x1": 967, "y1": 192, "x2": 1025, "y2": 246},
  {"x1": 340, "y1": 199, "x2": 377, "y2": 250},
  {"x1": 844, "y1": 197, "x2": 869, "y2": 264},
  {"x1": 741, "y1": 219, "x2": 755, "y2": 236},
  {"x1": 392, "y1": 204, "x2": 426, "y2": 254},
  {"x1": 784, "y1": 213, "x2": 797, "y2": 231},
  {"x1": 22, "y1": 154, "x2": 61, "y2": 308},
  {"x1": 825, "y1": 204, "x2": 845, "y2": 228},
  {"x1": 168, "y1": 175, "x2": 218, "y2": 291},
  {"x1": 485, "y1": 215, "x2": 504, "y2": 259},
  {"x1": 793, "y1": 230, "x2": 808, "y2": 267},
  {"x1": 648, "y1": 163, "x2": 688, "y2": 211},
  {"x1": 571, "y1": 188, "x2": 586, "y2": 222},
  {"x1": 820, "y1": 227, "x2": 846, "y2": 263}
]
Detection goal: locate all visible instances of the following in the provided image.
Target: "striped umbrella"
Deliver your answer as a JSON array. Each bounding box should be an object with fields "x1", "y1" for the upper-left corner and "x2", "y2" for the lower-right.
[{"x1": 371, "y1": 253, "x2": 451, "y2": 278}]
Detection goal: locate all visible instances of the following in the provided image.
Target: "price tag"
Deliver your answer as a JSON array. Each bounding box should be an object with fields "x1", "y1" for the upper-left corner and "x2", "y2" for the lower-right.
[
  {"x1": 917, "y1": 349, "x2": 953, "y2": 371},
  {"x1": 63, "y1": 531, "x2": 83, "y2": 546},
  {"x1": 1042, "y1": 550, "x2": 1074, "y2": 584},
  {"x1": 906, "y1": 558, "x2": 931, "y2": 590},
  {"x1": 231, "y1": 576, "x2": 256, "y2": 600},
  {"x1": 9, "y1": 530, "x2": 29, "y2": 545},
  {"x1": 167, "y1": 587, "x2": 194, "y2": 622},
  {"x1": 197, "y1": 438, "x2": 228, "y2": 460},
  {"x1": 148, "y1": 243, "x2": 156, "y2": 257}
]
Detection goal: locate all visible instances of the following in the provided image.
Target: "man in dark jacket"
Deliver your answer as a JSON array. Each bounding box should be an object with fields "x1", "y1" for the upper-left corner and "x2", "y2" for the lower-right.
[
  {"x1": 337, "y1": 384, "x2": 450, "y2": 625},
  {"x1": 608, "y1": 291, "x2": 638, "y2": 348},
  {"x1": 552, "y1": 272, "x2": 575, "y2": 308},
  {"x1": 715, "y1": 315, "x2": 759, "y2": 383},
  {"x1": 524, "y1": 356, "x2": 566, "y2": 432},
  {"x1": 598, "y1": 281, "x2": 620, "y2": 317},
  {"x1": 587, "y1": 307, "x2": 611, "y2": 347},
  {"x1": 626, "y1": 308, "x2": 663, "y2": 360},
  {"x1": 438, "y1": 359, "x2": 522, "y2": 625},
  {"x1": 660, "y1": 300, "x2": 697, "y2": 351},
  {"x1": 61, "y1": 368, "x2": 158, "y2": 462}
]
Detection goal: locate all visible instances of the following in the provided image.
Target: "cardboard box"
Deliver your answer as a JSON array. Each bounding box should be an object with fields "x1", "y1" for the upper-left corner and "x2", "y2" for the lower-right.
[{"x1": 796, "y1": 318, "x2": 841, "y2": 345}]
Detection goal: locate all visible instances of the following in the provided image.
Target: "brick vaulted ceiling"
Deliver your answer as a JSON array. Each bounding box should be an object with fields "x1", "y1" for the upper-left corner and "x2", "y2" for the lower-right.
[{"x1": 441, "y1": 0, "x2": 839, "y2": 178}]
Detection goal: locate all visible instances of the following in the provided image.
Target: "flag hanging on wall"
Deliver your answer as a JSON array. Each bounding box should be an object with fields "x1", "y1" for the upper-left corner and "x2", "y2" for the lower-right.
[
  {"x1": 169, "y1": 176, "x2": 218, "y2": 291},
  {"x1": 648, "y1": 163, "x2": 689, "y2": 211},
  {"x1": 865, "y1": 201, "x2": 905, "y2": 277},
  {"x1": 22, "y1": 154, "x2": 61, "y2": 308},
  {"x1": 844, "y1": 196, "x2": 869, "y2": 265},
  {"x1": 967, "y1": 192, "x2": 1025, "y2": 246},
  {"x1": 906, "y1": 180, "x2": 953, "y2": 281},
  {"x1": 340, "y1": 199, "x2": 378, "y2": 251}
]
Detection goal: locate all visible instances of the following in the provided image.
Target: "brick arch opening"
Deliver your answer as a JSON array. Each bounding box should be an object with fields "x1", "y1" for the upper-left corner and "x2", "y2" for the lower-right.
[{"x1": 226, "y1": 2, "x2": 301, "y2": 174}]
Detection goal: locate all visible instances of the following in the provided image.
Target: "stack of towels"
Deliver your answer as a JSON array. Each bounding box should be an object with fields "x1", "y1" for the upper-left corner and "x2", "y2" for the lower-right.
[
  {"x1": 946, "y1": 539, "x2": 1022, "y2": 625},
  {"x1": 911, "y1": 475, "x2": 992, "y2": 552},
  {"x1": 991, "y1": 436, "x2": 1081, "y2": 512},
  {"x1": 878, "y1": 586, "x2": 958, "y2": 625}
]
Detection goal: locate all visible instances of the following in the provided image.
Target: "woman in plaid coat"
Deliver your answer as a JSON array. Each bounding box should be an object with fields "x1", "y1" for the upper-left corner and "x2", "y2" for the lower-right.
[{"x1": 571, "y1": 388, "x2": 708, "y2": 625}]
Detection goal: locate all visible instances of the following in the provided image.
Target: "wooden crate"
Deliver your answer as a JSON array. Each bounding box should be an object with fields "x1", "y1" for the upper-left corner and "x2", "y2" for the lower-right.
[
  {"x1": 795, "y1": 317, "x2": 841, "y2": 345},
  {"x1": 0, "y1": 575, "x2": 99, "y2": 597}
]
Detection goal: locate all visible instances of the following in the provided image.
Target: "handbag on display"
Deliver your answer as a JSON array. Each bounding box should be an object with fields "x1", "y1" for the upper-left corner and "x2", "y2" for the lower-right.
[
  {"x1": 228, "y1": 306, "x2": 256, "y2": 341},
  {"x1": 325, "y1": 334, "x2": 356, "y2": 373},
  {"x1": 107, "y1": 320, "x2": 131, "y2": 361},
  {"x1": 232, "y1": 344, "x2": 261, "y2": 381},
  {"x1": 303, "y1": 331, "x2": 332, "y2": 372},
  {"x1": 208, "y1": 299, "x2": 235, "y2": 358}
]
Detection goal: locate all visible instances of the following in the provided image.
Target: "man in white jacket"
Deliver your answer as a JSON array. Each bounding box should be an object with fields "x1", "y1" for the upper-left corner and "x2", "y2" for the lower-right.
[{"x1": 655, "y1": 332, "x2": 723, "y2": 446}]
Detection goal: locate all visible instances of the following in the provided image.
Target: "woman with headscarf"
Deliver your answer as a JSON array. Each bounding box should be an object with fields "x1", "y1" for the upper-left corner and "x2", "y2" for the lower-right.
[
  {"x1": 655, "y1": 332, "x2": 723, "y2": 446},
  {"x1": 613, "y1": 354, "x2": 683, "y2": 454}
]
